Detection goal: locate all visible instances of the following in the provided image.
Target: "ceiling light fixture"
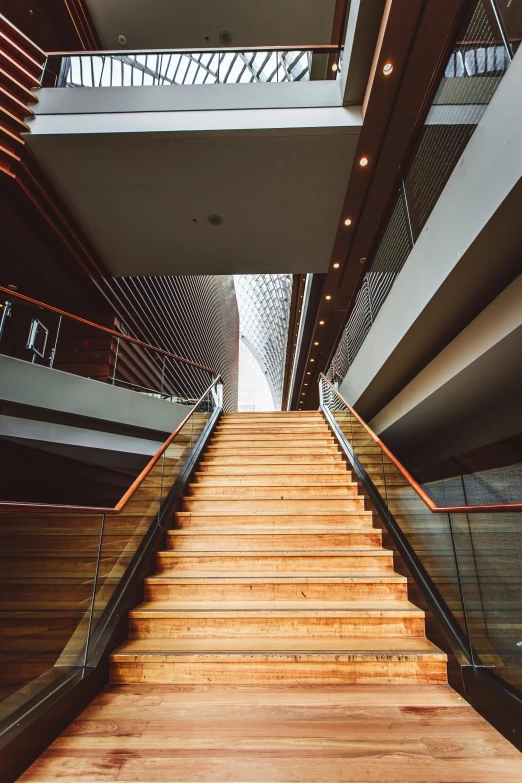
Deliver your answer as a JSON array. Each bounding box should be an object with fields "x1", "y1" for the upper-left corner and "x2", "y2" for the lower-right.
[
  {"x1": 359, "y1": 156, "x2": 369, "y2": 167},
  {"x1": 325, "y1": 295, "x2": 332, "y2": 300},
  {"x1": 383, "y1": 62, "x2": 393, "y2": 75},
  {"x1": 310, "y1": 359, "x2": 315, "y2": 362},
  {"x1": 359, "y1": 257, "x2": 366, "y2": 264},
  {"x1": 331, "y1": 63, "x2": 338, "y2": 72},
  {"x1": 307, "y1": 372, "x2": 311, "y2": 375},
  {"x1": 333, "y1": 262, "x2": 340, "y2": 269},
  {"x1": 344, "y1": 218, "x2": 352, "y2": 226},
  {"x1": 314, "y1": 341, "x2": 319, "y2": 346},
  {"x1": 319, "y1": 320, "x2": 325, "y2": 325}
]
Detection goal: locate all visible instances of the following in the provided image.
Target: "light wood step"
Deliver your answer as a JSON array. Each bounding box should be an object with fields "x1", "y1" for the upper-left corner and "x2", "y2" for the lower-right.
[
  {"x1": 166, "y1": 530, "x2": 382, "y2": 550},
  {"x1": 196, "y1": 463, "x2": 349, "y2": 474},
  {"x1": 128, "y1": 600, "x2": 426, "y2": 639},
  {"x1": 144, "y1": 573, "x2": 409, "y2": 601},
  {"x1": 205, "y1": 445, "x2": 340, "y2": 454},
  {"x1": 109, "y1": 637, "x2": 447, "y2": 685},
  {"x1": 155, "y1": 550, "x2": 394, "y2": 574},
  {"x1": 174, "y1": 512, "x2": 374, "y2": 528},
  {"x1": 201, "y1": 453, "x2": 343, "y2": 464},
  {"x1": 193, "y1": 473, "x2": 352, "y2": 484},
  {"x1": 210, "y1": 433, "x2": 335, "y2": 442},
  {"x1": 187, "y1": 484, "x2": 361, "y2": 498},
  {"x1": 182, "y1": 498, "x2": 367, "y2": 514}
]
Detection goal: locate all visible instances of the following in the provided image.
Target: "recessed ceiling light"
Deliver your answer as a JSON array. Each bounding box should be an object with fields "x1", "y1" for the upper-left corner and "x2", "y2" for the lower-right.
[
  {"x1": 319, "y1": 320, "x2": 325, "y2": 325},
  {"x1": 208, "y1": 214, "x2": 224, "y2": 226},
  {"x1": 333, "y1": 262, "x2": 340, "y2": 269},
  {"x1": 383, "y1": 62, "x2": 393, "y2": 75},
  {"x1": 325, "y1": 295, "x2": 332, "y2": 300},
  {"x1": 310, "y1": 359, "x2": 315, "y2": 362},
  {"x1": 7, "y1": 284, "x2": 18, "y2": 291},
  {"x1": 344, "y1": 218, "x2": 352, "y2": 226},
  {"x1": 359, "y1": 257, "x2": 366, "y2": 264},
  {"x1": 359, "y1": 157, "x2": 369, "y2": 167},
  {"x1": 304, "y1": 383, "x2": 308, "y2": 386},
  {"x1": 331, "y1": 63, "x2": 338, "y2": 72},
  {"x1": 306, "y1": 372, "x2": 311, "y2": 375},
  {"x1": 118, "y1": 34, "x2": 127, "y2": 45},
  {"x1": 314, "y1": 341, "x2": 319, "y2": 346}
]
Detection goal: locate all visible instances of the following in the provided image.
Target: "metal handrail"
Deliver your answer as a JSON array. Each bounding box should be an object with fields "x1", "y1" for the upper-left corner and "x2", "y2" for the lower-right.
[
  {"x1": 0, "y1": 285, "x2": 214, "y2": 374},
  {"x1": 45, "y1": 45, "x2": 340, "y2": 57},
  {"x1": 320, "y1": 373, "x2": 522, "y2": 514},
  {"x1": 0, "y1": 375, "x2": 222, "y2": 515}
]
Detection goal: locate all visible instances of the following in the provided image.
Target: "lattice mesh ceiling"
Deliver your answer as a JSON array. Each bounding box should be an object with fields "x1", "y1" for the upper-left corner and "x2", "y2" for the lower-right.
[{"x1": 234, "y1": 275, "x2": 292, "y2": 410}]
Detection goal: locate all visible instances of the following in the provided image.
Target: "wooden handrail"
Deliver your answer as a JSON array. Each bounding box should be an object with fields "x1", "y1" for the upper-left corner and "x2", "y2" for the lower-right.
[
  {"x1": 320, "y1": 374, "x2": 522, "y2": 514},
  {"x1": 0, "y1": 285, "x2": 215, "y2": 374},
  {"x1": 0, "y1": 375, "x2": 221, "y2": 515}
]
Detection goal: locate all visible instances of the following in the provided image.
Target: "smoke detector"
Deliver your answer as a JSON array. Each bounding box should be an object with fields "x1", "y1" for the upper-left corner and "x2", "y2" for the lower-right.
[
  {"x1": 219, "y1": 29, "x2": 233, "y2": 45},
  {"x1": 208, "y1": 214, "x2": 224, "y2": 226}
]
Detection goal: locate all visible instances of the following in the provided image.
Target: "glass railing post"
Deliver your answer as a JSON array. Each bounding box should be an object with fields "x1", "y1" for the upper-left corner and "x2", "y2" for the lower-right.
[
  {"x1": 160, "y1": 355, "x2": 166, "y2": 398},
  {"x1": 447, "y1": 511, "x2": 475, "y2": 665},
  {"x1": 48, "y1": 314, "x2": 62, "y2": 368},
  {"x1": 84, "y1": 513, "x2": 106, "y2": 666},
  {"x1": 0, "y1": 299, "x2": 11, "y2": 342},
  {"x1": 112, "y1": 337, "x2": 120, "y2": 385}
]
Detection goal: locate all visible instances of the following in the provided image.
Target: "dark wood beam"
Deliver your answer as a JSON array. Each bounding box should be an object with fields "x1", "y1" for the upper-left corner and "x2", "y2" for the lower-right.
[{"x1": 295, "y1": 0, "x2": 474, "y2": 411}]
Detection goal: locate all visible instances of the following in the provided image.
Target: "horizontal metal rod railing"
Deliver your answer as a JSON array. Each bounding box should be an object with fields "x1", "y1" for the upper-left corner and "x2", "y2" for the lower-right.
[
  {"x1": 46, "y1": 45, "x2": 340, "y2": 57},
  {"x1": 0, "y1": 374, "x2": 221, "y2": 515},
  {"x1": 320, "y1": 373, "x2": 522, "y2": 514},
  {"x1": 0, "y1": 285, "x2": 214, "y2": 373}
]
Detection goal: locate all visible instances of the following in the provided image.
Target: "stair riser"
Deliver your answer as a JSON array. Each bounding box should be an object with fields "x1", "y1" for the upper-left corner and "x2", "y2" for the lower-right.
[
  {"x1": 196, "y1": 464, "x2": 349, "y2": 474},
  {"x1": 110, "y1": 657, "x2": 447, "y2": 686},
  {"x1": 129, "y1": 616, "x2": 426, "y2": 639},
  {"x1": 144, "y1": 581, "x2": 408, "y2": 602},
  {"x1": 156, "y1": 554, "x2": 394, "y2": 573},
  {"x1": 211, "y1": 435, "x2": 334, "y2": 443},
  {"x1": 214, "y1": 432, "x2": 332, "y2": 440},
  {"x1": 206, "y1": 447, "x2": 340, "y2": 454},
  {"x1": 187, "y1": 486, "x2": 360, "y2": 498},
  {"x1": 166, "y1": 532, "x2": 382, "y2": 551},
  {"x1": 182, "y1": 499, "x2": 367, "y2": 513},
  {"x1": 193, "y1": 475, "x2": 353, "y2": 485},
  {"x1": 174, "y1": 514, "x2": 374, "y2": 528}
]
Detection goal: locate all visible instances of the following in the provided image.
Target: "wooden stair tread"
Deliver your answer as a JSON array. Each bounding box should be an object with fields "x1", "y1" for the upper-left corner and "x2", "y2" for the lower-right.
[
  {"x1": 130, "y1": 599, "x2": 425, "y2": 615},
  {"x1": 145, "y1": 573, "x2": 408, "y2": 583},
  {"x1": 112, "y1": 636, "x2": 446, "y2": 657},
  {"x1": 168, "y1": 528, "x2": 375, "y2": 535}
]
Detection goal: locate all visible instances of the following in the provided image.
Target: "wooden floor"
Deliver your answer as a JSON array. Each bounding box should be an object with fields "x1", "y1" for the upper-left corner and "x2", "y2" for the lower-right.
[
  {"x1": 19, "y1": 683, "x2": 522, "y2": 782},
  {"x1": 18, "y1": 412, "x2": 522, "y2": 781}
]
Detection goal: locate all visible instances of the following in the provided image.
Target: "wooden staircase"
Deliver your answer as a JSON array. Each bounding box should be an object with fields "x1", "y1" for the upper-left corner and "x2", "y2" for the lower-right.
[{"x1": 110, "y1": 411, "x2": 447, "y2": 685}]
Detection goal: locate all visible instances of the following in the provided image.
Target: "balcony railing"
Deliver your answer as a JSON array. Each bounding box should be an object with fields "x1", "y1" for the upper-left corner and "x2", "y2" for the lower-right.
[
  {"x1": 43, "y1": 45, "x2": 340, "y2": 88},
  {"x1": 328, "y1": 0, "x2": 513, "y2": 385}
]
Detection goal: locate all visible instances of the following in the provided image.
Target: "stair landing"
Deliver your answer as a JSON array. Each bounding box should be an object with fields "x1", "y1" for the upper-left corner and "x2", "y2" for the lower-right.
[{"x1": 19, "y1": 683, "x2": 522, "y2": 782}]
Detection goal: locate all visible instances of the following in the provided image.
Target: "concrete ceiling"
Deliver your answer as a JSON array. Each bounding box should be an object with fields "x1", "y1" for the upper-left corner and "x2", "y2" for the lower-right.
[
  {"x1": 85, "y1": 0, "x2": 338, "y2": 50},
  {"x1": 26, "y1": 118, "x2": 360, "y2": 277}
]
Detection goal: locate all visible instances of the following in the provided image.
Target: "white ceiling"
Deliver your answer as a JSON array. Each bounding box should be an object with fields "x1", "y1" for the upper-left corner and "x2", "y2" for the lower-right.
[
  {"x1": 85, "y1": 0, "x2": 337, "y2": 50},
  {"x1": 26, "y1": 115, "x2": 359, "y2": 277}
]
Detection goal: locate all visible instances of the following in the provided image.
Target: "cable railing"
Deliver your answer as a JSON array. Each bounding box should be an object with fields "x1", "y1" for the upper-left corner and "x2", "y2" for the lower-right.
[
  {"x1": 319, "y1": 373, "x2": 522, "y2": 700},
  {"x1": 42, "y1": 45, "x2": 340, "y2": 88},
  {"x1": 328, "y1": 0, "x2": 513, "y2": 386},
  {"x1": 0, "y1": 375, "x2": 222, "y2": 728},
  {"x1": 0, "y1": 285, "x2": 215, "y2": 404}
]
